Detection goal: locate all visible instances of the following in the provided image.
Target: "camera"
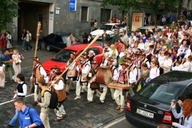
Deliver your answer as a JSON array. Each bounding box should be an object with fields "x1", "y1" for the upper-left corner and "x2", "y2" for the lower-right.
[{"x1": 171, "y1": 99, "x2": 176, "y2": 104}]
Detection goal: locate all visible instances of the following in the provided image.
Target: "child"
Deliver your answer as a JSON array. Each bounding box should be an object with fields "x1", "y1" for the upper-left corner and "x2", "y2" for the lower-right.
[
  {"x1": 0, "y1": 62, "x2": 5, "y2": 88},
  {"x1": 12, "y1": 49, "x2": 24, "y2": 82}
]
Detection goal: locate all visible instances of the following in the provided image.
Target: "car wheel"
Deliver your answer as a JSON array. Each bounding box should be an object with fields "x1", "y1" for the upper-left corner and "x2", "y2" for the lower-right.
[{"x1": 46, "y1": 45, "x2": 51, "y2": 51}]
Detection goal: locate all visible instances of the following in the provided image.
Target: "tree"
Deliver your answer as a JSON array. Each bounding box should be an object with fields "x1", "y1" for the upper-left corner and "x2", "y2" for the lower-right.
[
  {"x1": 0, "y1": 0, "x2": 19, "y2": 31},
  {"x1": 143, "y1": 0, "x2": 180, "y2": 23},
  {"x1": 101, "y1": 0, "x2": 142, "y2": 33}
]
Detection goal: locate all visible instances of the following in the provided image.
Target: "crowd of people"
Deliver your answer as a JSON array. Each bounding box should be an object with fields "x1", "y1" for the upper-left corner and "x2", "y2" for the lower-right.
[{"x1": 2, "y1": 18, "x2": 192, "y2": 128}]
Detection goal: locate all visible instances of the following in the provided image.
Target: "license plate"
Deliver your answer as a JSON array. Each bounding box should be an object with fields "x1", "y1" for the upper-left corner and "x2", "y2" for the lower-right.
[{"x1": 136, "y1": 108, "x2": 154, "y2": 118}]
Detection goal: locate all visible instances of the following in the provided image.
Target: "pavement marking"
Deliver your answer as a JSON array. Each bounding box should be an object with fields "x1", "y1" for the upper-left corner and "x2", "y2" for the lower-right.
[
  {"x1": 103, "y1": 116, "x2": 125, "y2": 128},
  {"x1": 0, "y1": 94, "x2": 34, "y2": 106}
]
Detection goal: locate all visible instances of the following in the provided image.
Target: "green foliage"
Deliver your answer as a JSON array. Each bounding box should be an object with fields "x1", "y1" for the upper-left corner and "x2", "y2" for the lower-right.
[
  {"x1": 143, "y1": 0, "x2": 180, "y2": 14},
  {"x1": 0, "y1": 0, "x2": 19, "y2": 31},
  {"x1": 101, "y1": 0, "x2": 141, "y2": 13}
]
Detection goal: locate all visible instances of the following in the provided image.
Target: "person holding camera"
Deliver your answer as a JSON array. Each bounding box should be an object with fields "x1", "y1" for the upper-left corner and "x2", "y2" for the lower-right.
[
  {"x1": 170, "y1": 96, "x2": 186, "y2": 124},
  {"x1": 12, "y1": 49, "x2": 24, "y2": 82},
  {"x1": 172, "y1": 99, "x2": 192, "y2": 128}
]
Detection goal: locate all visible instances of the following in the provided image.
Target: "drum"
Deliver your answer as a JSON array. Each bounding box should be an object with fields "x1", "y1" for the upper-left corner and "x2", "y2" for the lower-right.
[
  {"x1": 90, "y1": 82, "x2": 99, "y2": 89},
  {"x1": 96, "y1": 67, "x2": 112, "y2": 85},
  {"x1": 108, "y1": 82, "x2": 131, "y2": 90}
]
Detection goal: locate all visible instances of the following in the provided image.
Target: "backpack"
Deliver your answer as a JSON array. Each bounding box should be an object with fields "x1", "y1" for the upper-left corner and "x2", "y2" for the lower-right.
[
  {"x1": 27, "y1": 108, "x2": 45, "y2": 128},
  {"x1": 45, "y1": 90, "x2": 58, "y2": 109}
]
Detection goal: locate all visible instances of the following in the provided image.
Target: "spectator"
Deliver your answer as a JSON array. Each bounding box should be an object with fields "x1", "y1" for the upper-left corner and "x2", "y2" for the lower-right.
[
  {"x1": 101, "y1": 30, "x2": 110, "y2": 48},
  {"x1": 11, "y1": 49, "x2": 24, "y2": 82},
  {"x1": 161, "y1": 15, "x2": 166, "y2": 25},
  {"x1": 0, "y1": 49, "x2": 13, "y2": 80},
  {"x1": 146, "y1": 60, "x2": 159, "y2": 83},
  {"x1": 66, "y1": 33, "x2": 73, "y2": 46},
  {"x1": 21, "y1": 29, "x2": 27, "y2": 51},
  {"x1": 170, "y1": 96, "x2": 186, "y2": 124},
  {"x1": 90, "y1": 19, "x2": 95, "y2": 32},
  {"x1": 93, "y1": 19, "x2": 98, "y2": 31},
  {"x1": 0, "y1": 62, "x2": 5, "y2": 88},
  {"x1": 5, "y1": 31, "x2": 12, "y2": 49},
  {"x1": 38, "y1": 30, "x2": 44, "y2": 51},
  {"x1": 121, "y1": 30, "x2": 129, "y2": 46},
  {"x1": 27, "y1": 30, "x2": 33, "y2": 50},
  {"x1": 112, "y1": 29, "x2": 120, "y2": 44},
  {"x1": 87, "y1": 34, "x2": 93, "y2": 43},
  {"x1": 172, "y1": 99, "x2": 192, "y2": 128},
  {"x1": 0, "y1": 33, "x2": 7, "y2": 52},
  {"x1": 13, "y1": 97, "x2": 44, "y2": 128}
]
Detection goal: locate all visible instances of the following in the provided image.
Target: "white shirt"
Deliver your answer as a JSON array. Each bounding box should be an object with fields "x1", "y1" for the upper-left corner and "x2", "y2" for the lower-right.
[
  {"x1": 158, "y1": 54, "x2": 165, "y2": 66},
  {"x1": 178, "y1": 61, "x2": 191, "y2": 71},
  {"x1": 138, "y1": 43, "x2": 145, "y2": 51},
  {"x1": 53, "y1": 79, "x2": 64, "y2": 90},
  {"x1": 184, "y1": 48, "x2": 191, "y2": 58},
  {"x1": 161, "y1": 58, "x2": 172, "y2": 71},
  {"x1": 13, "y1": 82, "x2": 27, "y2": 98},
  {"x1": 149, "y1": 67, "x2": 160, "y2": 79},
  {"x1": 129, "y1": 67, "x2": 137, "y2": 83},
  {"x1": 121, "y1": 35, "x2": 129, "y2": 45},
  {"x1": 67, "y1": 61, "x2": 76, "y2": 70},
  {"x1": 0, "y1": 65, "x2": 5, "y2": 72},
  {"x1": 12, "y1": 54, "x2": 22, "y2": 64},
  {"x1": 36, "y1": 64, "x2": 48, "y2": 83}
]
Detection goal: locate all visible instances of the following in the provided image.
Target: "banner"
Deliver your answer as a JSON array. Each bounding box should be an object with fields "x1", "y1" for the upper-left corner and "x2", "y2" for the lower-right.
[{"x1": 131, "y1": 12, "x2": 143, "y2": 31}]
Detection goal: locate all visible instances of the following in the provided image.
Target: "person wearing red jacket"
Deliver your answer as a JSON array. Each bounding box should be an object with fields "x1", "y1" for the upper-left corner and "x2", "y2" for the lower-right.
[{"x1": 0, "y1": 33, "x2": 7, "y2": 52}]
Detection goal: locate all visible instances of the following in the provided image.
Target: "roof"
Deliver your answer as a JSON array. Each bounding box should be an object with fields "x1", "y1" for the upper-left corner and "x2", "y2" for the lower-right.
[
  {"x1": 153, "y1": 71, "x2": 192, "y2": 86},
  {"x1": 52, "y1": 32, "x2": 69, "y2": 36}
]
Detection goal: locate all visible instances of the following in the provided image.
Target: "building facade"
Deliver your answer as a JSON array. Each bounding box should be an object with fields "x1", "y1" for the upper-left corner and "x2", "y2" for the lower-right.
[{"x1": 9, "y1": 0, "x2": 121, "y2": 41}]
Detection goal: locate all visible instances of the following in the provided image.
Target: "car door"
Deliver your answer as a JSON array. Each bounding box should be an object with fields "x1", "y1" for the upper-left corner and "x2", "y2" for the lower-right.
[
  {"x1": 44, "y1": 33, "x2": 55, "y2": 46},
  {"x1": 54, "y1": 35, "x2": 66, "y2": 50}
]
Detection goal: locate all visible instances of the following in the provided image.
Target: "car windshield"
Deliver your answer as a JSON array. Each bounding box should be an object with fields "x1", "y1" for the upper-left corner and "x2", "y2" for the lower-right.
[
  {"x1": 139, "y1": 80, "x2": 185, "y2": 104},
  {"x1": 51, "y1": 49, "x2": 76, "y2": 62},
  {"x1": 61, "y1": 36, "x2": 67, "y2": 44},
  {"x1": 100, "y1": 25, "x2": 113, "y2": 30}
]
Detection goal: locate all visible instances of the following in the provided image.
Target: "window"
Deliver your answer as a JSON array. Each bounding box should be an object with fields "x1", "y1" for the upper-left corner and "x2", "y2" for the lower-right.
[
  {"x1": 81, "y1": 6, "x2": 88, "y2": 22},
  {"x1": 87, "y1": 48, "x2": 100, "y2": 55},
  {"x1": 55, "y1": 36, "x2": 62, "y2": 42},
  {"x1": 52, "y1": 49, "x2": 76, "y2": 62},
  {"x1": 47, "y1": 34, "x2": 55, "y2": 40},
  {"x1": 100, "y1": 9, "x2": 111, "y2": 23}
]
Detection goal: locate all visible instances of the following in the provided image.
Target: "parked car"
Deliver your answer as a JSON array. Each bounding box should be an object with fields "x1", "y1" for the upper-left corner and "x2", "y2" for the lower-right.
[
  {"x1": 43, "y1": 32, "x2": 81, "y2": 51},
  {"x1": 137, "y1": 25, "x2": 163, "y2": 34},
  {"x1": 42, "y1": 43, "x2": 103, "y2": 74},
  {"x1": 90, "y1": 23, "x2": 127, "y2": 40},
  {"x1": 125, "y1": 71, "x2": 192, "y2": 128}
]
